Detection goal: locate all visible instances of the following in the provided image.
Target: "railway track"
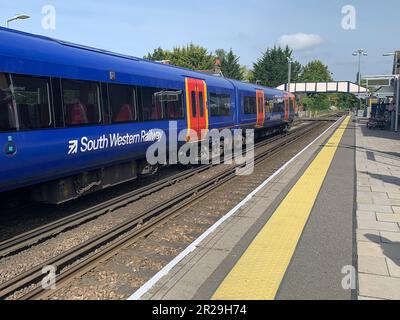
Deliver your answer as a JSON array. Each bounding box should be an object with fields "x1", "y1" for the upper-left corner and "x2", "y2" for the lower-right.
[
  {"x1": 0, "y1": 120, "x2": 317, "y2": 259},
  {"x1": 0, "y1": 116, "x2": 342, "y2": 300}
]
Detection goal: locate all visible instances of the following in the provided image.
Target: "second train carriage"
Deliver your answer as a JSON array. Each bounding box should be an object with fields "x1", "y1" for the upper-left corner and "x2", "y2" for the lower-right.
[{"x1": 0, "y1": 27, "x2": 296, "y2": 204}]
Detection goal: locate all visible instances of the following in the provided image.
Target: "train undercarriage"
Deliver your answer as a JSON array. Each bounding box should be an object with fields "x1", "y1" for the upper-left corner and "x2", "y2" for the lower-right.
[{"x1": 5, "y1": 122, "x2": 292, "y2": 205}]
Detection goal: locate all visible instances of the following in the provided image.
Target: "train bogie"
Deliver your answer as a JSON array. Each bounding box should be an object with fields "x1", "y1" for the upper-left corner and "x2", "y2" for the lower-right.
[{"x1": 31, "y1": 160, "x2": 137, "y2": 204}]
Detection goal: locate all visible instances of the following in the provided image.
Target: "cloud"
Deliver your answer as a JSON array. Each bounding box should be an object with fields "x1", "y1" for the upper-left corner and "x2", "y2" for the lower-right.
[{"x1": 277, "y1": 33, "x2": 325, "y2": 51}]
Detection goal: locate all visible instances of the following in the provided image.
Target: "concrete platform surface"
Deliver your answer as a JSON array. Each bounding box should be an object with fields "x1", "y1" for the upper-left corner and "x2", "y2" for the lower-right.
[
  {"x1": 129, "y1": 116, "x2": 400, "y2": 300},
  {"x1": 355, "y1": 123, "x2": 400, "y2": 300}
]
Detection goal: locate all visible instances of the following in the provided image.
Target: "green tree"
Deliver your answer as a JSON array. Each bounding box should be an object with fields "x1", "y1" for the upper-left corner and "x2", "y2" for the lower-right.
[
  {"x1": 171, "y1": 44, "x2": 215, "y2": 70},
  {"x1": 252, "y1": 46, "x2": 301, "y2": 87},
  {"x1": 299, "y1": 60, "x2": 333, "y2": 82},
  {"x1": 299, "y1": 60, "x2": 333, "y2": 112},
  {"x1": 215, "y1": 49, "x2": 227, "y2": 61},
  {"x1": 331, "y1": 93, "x2": 359, "y2": 110},
  {"x1": 144, "y1": 47, "x2": 170, "y2": 61},
  {"x1": 301, "y1": 94, "x2": 330, "y2": 112},
  {"x1": 241, "y1": 66, "x2": 254, "y2": 83},
  {"x1": 145, "y1": 44, "x2": 214, "y2": 71},
  {"x1": 216, "y1": 48, "x2": 243, "y2": 80}
]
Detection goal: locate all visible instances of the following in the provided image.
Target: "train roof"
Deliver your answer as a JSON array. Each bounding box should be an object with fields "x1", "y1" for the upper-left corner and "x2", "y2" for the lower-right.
[
  {"x1": 227, "y1": 79, "x2": 289, "y2": 97},
  {"x1": 0, "y1": 27, "x2": 287, "y2": 95}
]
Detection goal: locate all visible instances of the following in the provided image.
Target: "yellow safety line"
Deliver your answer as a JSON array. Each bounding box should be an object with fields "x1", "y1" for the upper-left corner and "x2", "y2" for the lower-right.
[{"x1": 212, "y1": 116, "x2": 350, "y2": 300}]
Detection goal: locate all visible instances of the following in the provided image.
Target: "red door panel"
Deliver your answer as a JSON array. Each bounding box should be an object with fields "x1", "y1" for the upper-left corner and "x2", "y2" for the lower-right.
[
  {"x1": 293, "y1": 97, "x2": 297, "y2": 114},
  {"x1": 290, "y1": 97, "x2": 296, "y2": 115},
  {"x1": 185, "y1": 78, "x2": 197, "y2": 142},
  {"x1": 196, "y1": 80, "x2": 208, "y2": 140},
  {"x1": 185, "y1": 78, "x2": 208, "y2": 142},
  {"x1": 256, "y1": 90, "x2": 265, "y2": 128},
  {"x1": 284, "y1": 96, "x2": 289, "y2": 121}
]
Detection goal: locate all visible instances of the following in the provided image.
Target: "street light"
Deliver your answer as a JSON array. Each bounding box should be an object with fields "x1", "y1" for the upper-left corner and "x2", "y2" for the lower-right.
[
  {"x1": 287, "y1": 57, "x2": 293, "y2": 92},
  {"x1": 383, "y1": 52, "x2": 397, "y2": 75},
  {"x1": 353, "y1": 49, "x2": 368, "y2": 110},
  {"x1": 353, "y1": 49, "x2": 368, "y2": 84},
  {"x1": 6, "y1": 14, "x2": 30, "y2": 28}
]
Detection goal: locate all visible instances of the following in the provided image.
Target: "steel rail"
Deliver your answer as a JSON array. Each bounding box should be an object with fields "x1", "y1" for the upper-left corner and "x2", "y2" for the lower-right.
[
  {"x1": 0, "y1": 119, "x2": 333, "y2": 300},
  {"x1": 0, "y1": 120, "x2": 321, "y2": 258}
]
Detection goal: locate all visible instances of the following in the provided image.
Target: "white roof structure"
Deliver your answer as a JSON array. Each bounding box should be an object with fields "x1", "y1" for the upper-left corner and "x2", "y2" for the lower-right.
[
  {"x1": 277, "y1": 81, "x2": 368, "y2": 95},
  {"x1": 361, "y1": 75, "x2": 398, "y2": 99}
]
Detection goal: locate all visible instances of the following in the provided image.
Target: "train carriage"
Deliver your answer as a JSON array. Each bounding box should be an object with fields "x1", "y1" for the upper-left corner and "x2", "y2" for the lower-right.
[{"x1": 0, "y1": 27, "x2": 295, "y2": 204}]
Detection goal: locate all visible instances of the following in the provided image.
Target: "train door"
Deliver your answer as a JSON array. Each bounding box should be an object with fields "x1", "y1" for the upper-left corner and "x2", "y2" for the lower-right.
[
  {"x1": 293, "y1": 97, "x2": 297, "y2": 114},
  {"x1": 289, "y1": 96, "x2": 295, "y2": 117},
  {"x1": 284, "y1": 96, "x2": 289, "y2": 121},
  {"x1": 256, "y1": 90, "x2": 265, "y2": 128},
  {"x1": 185, "y1": 78, "x2": 208, "y2": 142}
]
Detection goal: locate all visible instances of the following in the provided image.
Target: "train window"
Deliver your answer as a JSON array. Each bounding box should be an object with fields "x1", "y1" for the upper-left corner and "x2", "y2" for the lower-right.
[
  {"x1": 266, "y1": 101, "x2": 273, "y2": 113},
  {"x1": 51, "y1": 78, "x2": 65, "y2": 128},
  {"x1": 279, "y1": 101, "x2": 285, "y2": 113},
  {"x1": 209, "y1": 93, "x2": 231, "y2": 117},
  {"x1": 155, "y1": 89, "x2": 184, "y2": 120},
  {"x1": 199, "y1": 91, "x2": 204, "y2": 117},
  {"x1": 191, "y1": 91, "x2": 197, "y2": 117},
  {"x1": 63, "y1": 79, "x2": 101, "y2": 126},
  {"x1": 141, "y1": 86, "x2": 164, "y2": 121},
  {"x1": 11, "y1": 75, "x2": 52, "y2": 130},
  {"x1": 108, "y1": 84, "x2": 137, "y2": 123},
  {"x1": 272, "y1": 100, "x2": 285, "y2": 113},
  {"x1": 244, "y1": 96, "x2": 257, "y2": 114},
  {"x1": 101, "y1": 83, "x2": 111, "y2": 125},
  {"x1": 0, "y1": 73, "x2": 17, "y2": 132}
]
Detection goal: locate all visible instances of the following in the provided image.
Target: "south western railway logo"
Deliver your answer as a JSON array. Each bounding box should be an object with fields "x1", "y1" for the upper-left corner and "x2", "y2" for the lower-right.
[{"x1": 68, "y1": 130, "x2": 163, "y2": 155}]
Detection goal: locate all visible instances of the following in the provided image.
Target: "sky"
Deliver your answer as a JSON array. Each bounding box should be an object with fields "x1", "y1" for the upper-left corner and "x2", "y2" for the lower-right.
[{"x1": 1, "y1": 0, "x2": 399, "y2": 81}]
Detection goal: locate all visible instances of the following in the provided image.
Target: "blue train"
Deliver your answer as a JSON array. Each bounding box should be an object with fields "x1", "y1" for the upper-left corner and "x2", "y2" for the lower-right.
[{"x1": 0, "y1": 27, "x2": 296, "y2": 204}]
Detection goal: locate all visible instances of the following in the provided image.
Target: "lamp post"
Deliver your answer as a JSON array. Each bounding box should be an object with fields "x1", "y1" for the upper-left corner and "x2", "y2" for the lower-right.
[
  {"x1": 287, "y1": 57, "x2": 293, "y2": 92},
  {"x1": 6, "y1": 14, "x2": 30, "y2": 28},
  {"x1": 353, "y1": 49, "x2": 368, "y2": 111},
  {"x1": 383, "y1": 52, "x2": 398, "y2": 75}
]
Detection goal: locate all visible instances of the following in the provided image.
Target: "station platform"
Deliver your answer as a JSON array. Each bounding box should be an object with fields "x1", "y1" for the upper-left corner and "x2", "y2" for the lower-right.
[{"x1": 129, "y1": 115, "x2": 400, "y2": 300}]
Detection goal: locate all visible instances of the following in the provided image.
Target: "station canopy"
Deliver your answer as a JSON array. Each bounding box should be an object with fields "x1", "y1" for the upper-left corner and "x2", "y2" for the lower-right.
[
  {"x1": 277, "y1": 81, "x2": 368, "y2": 97},
  {"x1": 361, "y1": 75, "x2": 398, "y2": 99}
]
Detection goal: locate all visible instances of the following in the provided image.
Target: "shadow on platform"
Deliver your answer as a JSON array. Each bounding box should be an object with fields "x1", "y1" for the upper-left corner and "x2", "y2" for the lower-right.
[
  {"x1": 365, "y1": 234, "x2": 400, "y2": 267},
  {"x1": 363, "y1": 172, "x2": 400, "y2": 187},
  {"x1": 360, "y1": 124, "x2": 400, "y2": 141}
]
